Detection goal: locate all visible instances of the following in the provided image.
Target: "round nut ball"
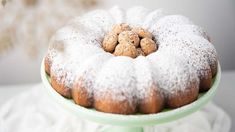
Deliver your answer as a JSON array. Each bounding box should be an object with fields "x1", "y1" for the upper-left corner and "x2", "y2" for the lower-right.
[
  {"x1": 118, "y1": 31, "x2": 140, "y2": 47},
  {"x1": 113, "y1": 42, "x2": 137, "y2": 58},
  {"x1": 132, "y1": 27, "x2": 152, "y2": 39},
  {"x1": 140, "y1": 38, "x2": 157, "y2": 55},
  {"x1": 136, "y1": 48, "x2": 145, "y2": 56},
  {"x1": 112, "y1": 23, "x2": 131, "y2": 34},
  {"x1": 102, "y1": 32, "x2": 118, "y2": 52}
]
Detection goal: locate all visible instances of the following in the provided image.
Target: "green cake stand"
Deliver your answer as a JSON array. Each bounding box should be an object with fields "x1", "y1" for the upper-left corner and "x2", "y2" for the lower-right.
[{"x1": 41, "y1": 60, "x2": 221, "y2": 132}]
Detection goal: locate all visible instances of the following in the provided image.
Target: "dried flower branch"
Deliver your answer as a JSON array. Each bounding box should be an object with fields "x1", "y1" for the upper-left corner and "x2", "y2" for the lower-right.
[
  {"x1": 0, "y1": 34, "x2": 13, "y2": 55},
  {"x1": 0, "y1": 0, "x2": 98, "y2": 58},
  {"x1": 1, "y1": 0, "x2": 6, "y2": 6},
  {"x1": 1, "y1": 0, "x2": 12, "y2": 6}
]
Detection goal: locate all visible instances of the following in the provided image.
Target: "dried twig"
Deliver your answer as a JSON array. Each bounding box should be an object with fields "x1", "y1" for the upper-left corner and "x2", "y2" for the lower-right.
[{"x1": 2, "y1": 0, "x2": 6, "y2": 6}]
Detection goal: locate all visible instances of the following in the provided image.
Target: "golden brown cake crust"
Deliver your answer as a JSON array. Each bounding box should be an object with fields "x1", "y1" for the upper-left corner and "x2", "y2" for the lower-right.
[
  {"x1": 199, "y1": 78, "x2": 212, "y2": 92},
  {"x1": 44, "y1": 54, "x2": 51, "y2": 75},
  {"x1": 211, "y1": 61, "x2": 218, "y2": 78},
  {"x1": 93, "y1": 92, "x2": 136, "y2": 114},
  {"x1": 166, "y1": 84, "x2": 199, "y2": 108},
  {"x1": 199, "y1": 69, "x2": 212, "y2": 92},
  {"x1": 138, "y1": 85, "x2": 165, "y2": 114},
  {"x1": 72, "y1": 78, "x2": 93, "y2": 107},
  {"x1": 51, "y1": 75, "x2": 72, "y2": 98}
]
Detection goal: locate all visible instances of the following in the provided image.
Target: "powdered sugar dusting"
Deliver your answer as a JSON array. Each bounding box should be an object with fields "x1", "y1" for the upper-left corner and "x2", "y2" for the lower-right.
[
  {"x1": 150, "y1": 15, "x2": 193, "y2": 42},
  {"x1": 159, "y1": 33, "x2": 217, "y2": 78},
  {"x1": 147, "y1": 51, "x2": 199, "y2": 93},
  {"x1": 109, "y1": 6, "x2": 126, "y2": 24},
  {"x1": 52, "y1": 19, "x2": 104, "y2": 48},
  {"x1": 94, "y1": 56, "x2": 136, "y2": 105},
  {"x1": 50, "y1": 53, "x2": 67, "y2": 85},
  {"x1": 142, "y1": 9, "x2": 165, "y2": 29},
  {"x1": 51, "y1": 44, "x2": 105, "y2": 88},
  {"x1": 134, "y1": 56, "x2": 156, "y2": 99},
  {"x1": 47, "y1": 6, "x2": 218, "y2": 110},
  {"x1": 156, "y1": 15, "x2": 193, "y2": 25},
  {"x1": 126, "y1": 6, "x2": 150, "y2": 27},
  {"x1": 154, "y1": 24, "x2": 210, "y2": 44},
  {"x1": 74, "y1": 53, "x2": 114, "y2": 98},
  {"x1": 83, "y1": 9, "x2": 115, "y2": 33}
]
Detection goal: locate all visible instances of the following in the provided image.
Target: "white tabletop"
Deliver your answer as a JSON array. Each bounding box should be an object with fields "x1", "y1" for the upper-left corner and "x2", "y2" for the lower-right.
[{"x1": 0, "y1": 71, "x2": 234, "y2": 131}]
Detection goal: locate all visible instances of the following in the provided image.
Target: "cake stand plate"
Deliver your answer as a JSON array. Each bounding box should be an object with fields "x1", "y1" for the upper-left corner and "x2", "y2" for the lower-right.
[{"x1": 41, "y1": 60, "x2": 221, "y2": 132}]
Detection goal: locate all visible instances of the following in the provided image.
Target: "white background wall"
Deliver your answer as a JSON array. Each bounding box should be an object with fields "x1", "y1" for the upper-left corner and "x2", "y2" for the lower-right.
[{"x1": 0, "y1": 0, "x2": 235, "y2": 85}]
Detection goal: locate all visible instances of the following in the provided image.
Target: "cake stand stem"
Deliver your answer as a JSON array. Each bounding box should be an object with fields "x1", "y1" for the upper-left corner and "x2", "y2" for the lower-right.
[{"x1": 101, "y1": 126, "x2": 144, "y2": 132}]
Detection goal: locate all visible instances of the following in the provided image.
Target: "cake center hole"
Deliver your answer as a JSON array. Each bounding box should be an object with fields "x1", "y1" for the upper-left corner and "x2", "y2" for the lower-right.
[{"x1": 102, "y1": 23, "x2": 158, "y2": 58}]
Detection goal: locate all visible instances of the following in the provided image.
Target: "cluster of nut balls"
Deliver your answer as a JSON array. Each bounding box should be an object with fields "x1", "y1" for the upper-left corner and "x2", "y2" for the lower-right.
[{"x1": 102, "y1": 23, "x2": 158, "y2": 58}]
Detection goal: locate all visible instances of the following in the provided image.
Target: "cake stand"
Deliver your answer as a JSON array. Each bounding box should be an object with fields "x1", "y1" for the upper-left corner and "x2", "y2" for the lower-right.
[{"x1": 41, "y1": 60, "x2": 221, "y2": 132}]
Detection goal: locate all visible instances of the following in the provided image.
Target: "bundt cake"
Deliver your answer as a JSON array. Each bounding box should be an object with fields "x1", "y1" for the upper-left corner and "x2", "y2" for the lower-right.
[{"x1": 44, "y1": 6, "x2": 218, "y2": 114}]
